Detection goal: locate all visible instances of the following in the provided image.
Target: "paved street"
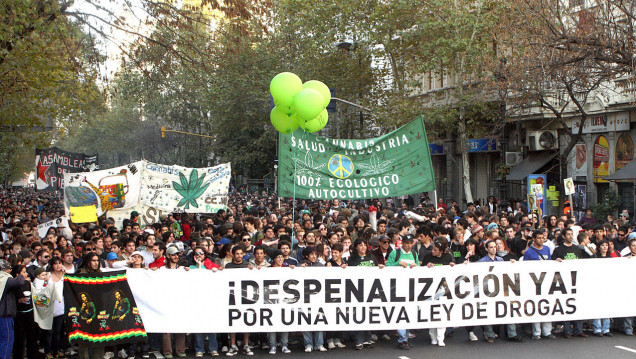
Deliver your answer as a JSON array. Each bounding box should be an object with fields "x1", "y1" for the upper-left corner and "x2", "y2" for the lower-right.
[{"x1": 139, "y1": 328, "x2": 636, "y2": 359}]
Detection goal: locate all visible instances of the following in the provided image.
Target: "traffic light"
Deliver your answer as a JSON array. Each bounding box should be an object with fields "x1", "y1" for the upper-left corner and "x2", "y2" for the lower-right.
[{"x1": 161, "y1": 126, "x2": 166, "y2": 138}]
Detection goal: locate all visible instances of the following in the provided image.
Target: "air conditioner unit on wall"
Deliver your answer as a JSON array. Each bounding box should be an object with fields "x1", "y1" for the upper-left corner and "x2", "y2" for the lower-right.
[
  {"x1": 527, "y1": 130, "x2": 558, "y2": 151},
  {"x1": 505, "y1": 152, "x2": 523, "y2": 166}
]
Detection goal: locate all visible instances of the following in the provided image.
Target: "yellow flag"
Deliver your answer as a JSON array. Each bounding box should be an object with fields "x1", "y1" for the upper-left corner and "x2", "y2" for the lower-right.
[{"x1": 70, "y1": 205, "x2": 97, "y2": 223}]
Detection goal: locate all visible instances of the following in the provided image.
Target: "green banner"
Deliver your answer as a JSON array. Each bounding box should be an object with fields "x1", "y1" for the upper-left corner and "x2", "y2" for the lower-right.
[{"x1": 277, "y1": 116, "x2": 435, "y2": 199}]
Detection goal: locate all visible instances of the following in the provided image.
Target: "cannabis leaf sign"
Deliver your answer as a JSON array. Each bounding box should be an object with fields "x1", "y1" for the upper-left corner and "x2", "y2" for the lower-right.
[{"x1": 172, "y1": 169, "x2": 209, "y2": 209}]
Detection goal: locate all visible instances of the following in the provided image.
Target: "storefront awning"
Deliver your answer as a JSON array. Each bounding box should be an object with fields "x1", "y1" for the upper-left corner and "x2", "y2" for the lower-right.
[
  {"x1": 605, "y1": 158, "x2": 636, "y2": 181},
  {"x1": 506, "y1": 152, "x2": 558, "y2": 181}
]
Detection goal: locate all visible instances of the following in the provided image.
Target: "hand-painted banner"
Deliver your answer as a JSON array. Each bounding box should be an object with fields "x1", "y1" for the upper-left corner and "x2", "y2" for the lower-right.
[
  {"x1": 64, "y1": 271, "x2": 147, "y2": 347},
  {"x1": 37, "y1": 216, "x2": 69, "y2": 239},
  {"x1": 277, "y1": 116, "x2": 435, "y2": 200},
  {"x1": 141, "y1": 162, "x2": 231, "y2": 214},
  {"x1": 35, "y1": 147, "x2": 98, "y2": 192},
  {"x1": 108, "y1": 204, "x2": 170, "y2": 230},
  {"x1": 126, "y1": 258, "x2": 636, "y2": 333},
  {"x1": 63, "y1": 162, "x2": 143, "y2": 221}
]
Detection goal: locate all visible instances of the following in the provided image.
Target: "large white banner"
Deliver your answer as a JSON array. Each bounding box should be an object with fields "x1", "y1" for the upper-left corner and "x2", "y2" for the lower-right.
[
  {"x1": 63, "y1": 162, "x2": 143, "y2": 217},
  {"x1": 126, "y1": 258, "x2": 636, "y2": 333},
  {"x1": 141, "y1": 162, "x2": 231, "y2": 214}
]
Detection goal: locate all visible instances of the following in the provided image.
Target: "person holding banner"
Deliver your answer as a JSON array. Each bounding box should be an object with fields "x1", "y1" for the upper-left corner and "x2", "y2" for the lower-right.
[
  {"x1": 161, "y1": 246, "x2": 188, "y2": 358},
  {"x1": 386, "y1": 234, "x2": 418, "y2": 349},
  {"x1": 224, "y1": 244, "x2": 254, "y2": 357},
  {"x1": 77, "y1": 253, "x2": 105, "y2": 359},
  {"x1": 523, "y1": 230, "x2": 555, "y2": 340},
  {"x1": 299, "y1": 246, "x2": 327, "y2": 353},
  {"x1": 266, "y1": 250, "x2": 292, "y2": 355}
]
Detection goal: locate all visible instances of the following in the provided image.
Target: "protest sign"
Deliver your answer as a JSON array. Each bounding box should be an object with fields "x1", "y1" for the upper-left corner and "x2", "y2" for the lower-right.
[
  {"x1": 126, "y1": 259, "x2": 636, "y2": 333},
  {"x1": 564, "y1": 177, "x2": 575, "y2": 196},
  {"x1": 63, "y1": 162, "x2": 143, "y2": 219},
  {"x1": 109, "y1": 204, "x2": 170, "y2": 229},
  {"x1": 141, "y1": 162, "x2": 231, "y2": 213},
  {"x1": 277, "y1": 116, "x2": 435, "y2": 199},
  {"x1": 35, "y1": 147, "x2": 98, "y2": 192},
  {"x1": 64, "y1": 271, "x2": 147, "y2": 347},
  {"x1": 37, "y1": 216, "x2": 69, "y2": 239}
]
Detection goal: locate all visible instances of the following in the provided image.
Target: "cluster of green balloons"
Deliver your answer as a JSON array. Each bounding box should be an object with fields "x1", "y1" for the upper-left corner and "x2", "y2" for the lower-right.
[{"x1": 270, "y1": 72, "x2": 331, "y2": 134}]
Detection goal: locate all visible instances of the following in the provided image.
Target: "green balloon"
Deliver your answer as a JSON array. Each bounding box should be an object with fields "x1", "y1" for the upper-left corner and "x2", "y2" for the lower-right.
[
  {"x1": 303, "y1": 80, "x2": 331, "y2": 108},
  {"x1": 270, "y1": 72, "x2": 303, "y2": 110},
  {"x1": 301, "y1": 109, "x2": 328, "y2": 133},
  {"x1": 270, "y1": 106, "x2": 299, "y2": 134},
  {"x1": 293, "y1": 88, "x2": 324, "y2": 122}
]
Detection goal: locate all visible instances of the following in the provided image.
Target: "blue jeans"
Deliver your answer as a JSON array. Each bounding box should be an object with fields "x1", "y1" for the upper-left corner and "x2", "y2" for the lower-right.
[
  {"x1": 563, "y1": 320, "x2": 583, "y2": 335},
  {"x1": 267, "y1": 332, "x2": 289, "y2": 348},
  {"x1": 302, "y1": 332, "x2": 323, "y2": 349},
  {"x1": 397, "y1": 329, "x2": 409, "y2": 343},
  {"x1": 593, "y1": 319, "x2": 610, "y2": 334},
  {"x1": 532, "y1": 322, "x2": 552, "y2": 337},
  {"x1": 0, "y1": 317, "x2": 14, "y2": 359},
  {"x1": 194, "y1": 333, "x2": 218, "y2": 353}
]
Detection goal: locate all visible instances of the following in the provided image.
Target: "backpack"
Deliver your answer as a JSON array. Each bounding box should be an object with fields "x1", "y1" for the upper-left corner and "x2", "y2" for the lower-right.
[{"x1": 394, "y1": 248, "x2": 418, "y2": 264}]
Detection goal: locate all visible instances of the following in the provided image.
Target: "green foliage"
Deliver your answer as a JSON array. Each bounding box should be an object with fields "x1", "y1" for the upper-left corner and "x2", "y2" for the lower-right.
[{"x1": 592, "y1": 191, "x2": 621, "y2": 221}]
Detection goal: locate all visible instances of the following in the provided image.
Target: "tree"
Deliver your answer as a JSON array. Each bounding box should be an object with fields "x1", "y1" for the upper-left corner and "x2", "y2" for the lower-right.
[{"x1": 495, "y1": 0, "x2": 630, "y2": 196}]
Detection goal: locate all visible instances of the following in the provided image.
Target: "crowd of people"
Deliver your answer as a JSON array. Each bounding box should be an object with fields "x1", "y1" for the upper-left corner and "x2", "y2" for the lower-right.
[{"x1": 0, "y1": 187, "x2": 635, "y2": 359}]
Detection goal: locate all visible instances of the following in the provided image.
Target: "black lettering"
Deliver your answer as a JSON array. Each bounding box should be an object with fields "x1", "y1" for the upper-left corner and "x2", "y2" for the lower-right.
[
  {"x1": 529, "y1": 272, "x2": 547, "y2": 295},
  {"x1": 565, "y1": 298, "x2": 577, "y2": 314},
  {"x1": 435, "y1": 278, "x2": 453, "y2": 300},
  {"x1": 552, "y1": 299, "x2": 564, "y2": 315},
  {"x1": 396, "y1": 306, "x2": 409, "y2": 323},
  {"x1": 245, "y1": 309, "x2": 257, "y2": 326},
  {"x1": 345, "y1": 279, "x2": 364, "y2": 302},
  {"x1": 548, "y1": 272, "x2": 567, "y2": 295},
  {"x1": 482, "y1": 274, "x2": 500, "y2": 298},
  {"x1": 260, "y1": 309, "x2": 273, "y2": 326},
  {"x1": 510, "y1": 300, "x2": 521, "y2": 317},
  {"x1": 462, "y1": 303, "x2": 474, "y2": 319},
  {"x1": 524, "y1": 300, "x2": 536, "y2": 316},
  {"x1": 538, "y1": 299, "x2": 550, "y2": 316},
  {"x1": 325, "y1": 279, "x2": 341, "y2": 303},
  {"x1": 495, "y1": 301, "x2": 507, "y2": 318},
  {"x1": 299, "y1": 308, "x2": 312, "y2": 325},
  {"x1": 229, "y1": 309, "x2": 241, "y2": 325},
  {"x1": 369, "y1": 307, "x2": 381, "y2": 324},
  {"x1": 241, "y1": 280, "x2": 259, "y2": 304},
  {"x1": 283, "y1": 280, "x2": 299, "y2": 304},
  {"x1": 476, "y1": 302, "x2": 487, "y2": 319},
  {"x1": 503, "y1": 273, "x2": 520, "y2": 296},
  {"x1": 353, "y1": 307, "x2": 366, "y2": 324},
  {"x1": 263, "y1": 280, "x2": 279, "y2": 304},
  {"x1": 390, "y1": 278, "x2": 406, "y2": 302},
  {"x1": 418, "y1": 278, "x2": 433, "y2": 301},
  {"x1": 382, "y1": 306, "x2": 395, "y2": 322},
  {"x1": 336, "y1": 307, "x2": 349, "y2": 324},
  {"x1": 443, "y1": 304, "x2": 453, "y2": 320},
  {"x1": 455, "y1": 276, "x2": 470, "y2": 299},
  {"x1": 314, "y1": 308, "x2": 328, "y2": 325},
  {"x1": 430, "y1": 304, "x2": 441, "y2": 322},
  {"x1": 367, "y1": 279, "x2": 388, "y2": 302}
]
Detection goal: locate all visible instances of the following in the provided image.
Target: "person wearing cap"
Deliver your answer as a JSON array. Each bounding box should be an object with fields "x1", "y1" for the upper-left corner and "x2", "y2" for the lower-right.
[
  {"x1": 385, "y1": 234, "x2": 417, "y2": 349},
  {"x1": 105, "y1": 252, "x2": 119, "y2": 268},
  {"x1": 0, "y1": 258, "x2": 26, "y2": 359},
  {"x1": 371, "y1": 235, "x2": 393, "y2": 265}
]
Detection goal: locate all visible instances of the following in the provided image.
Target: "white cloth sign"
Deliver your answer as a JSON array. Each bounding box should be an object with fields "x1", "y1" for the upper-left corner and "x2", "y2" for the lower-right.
[
  {"x1": 63, "y1": 162, "x2": 143, "y2": 217},
  {"x1": 37, "y1": 216, "x2": 69, "y2": 239},
  {"x1": 109, "y1": 204, "x2": 169, "y2": 229},
  {"x1": 126, "y1": 258, "x2": 636, "y2": 333},
  {"x1": 141, "y1": 162, "x2": 231, "y2": 214}
]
